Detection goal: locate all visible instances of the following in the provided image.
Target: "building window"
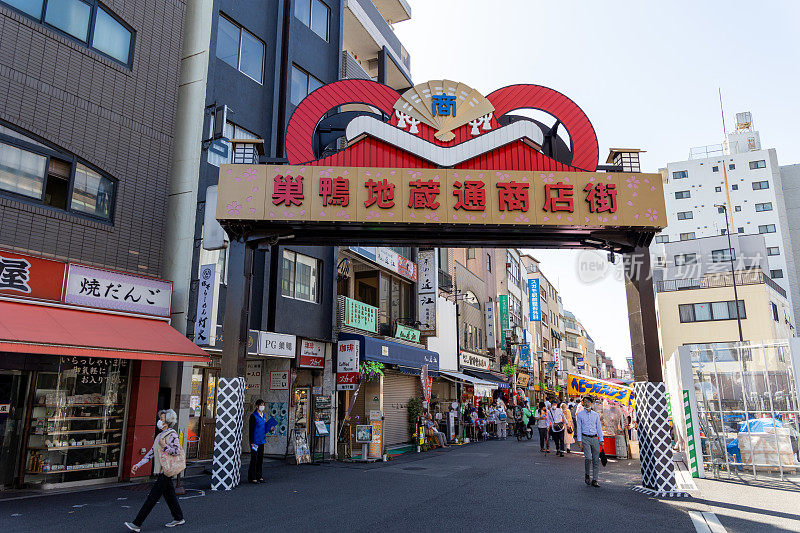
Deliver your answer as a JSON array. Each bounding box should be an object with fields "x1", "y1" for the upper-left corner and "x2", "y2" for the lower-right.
[
  {"x1": 732, "y1": 184, "x2": 738, "y2": 190},
  {"x1": 755, "y1": 202, "x2": 773, "y2": 212},
  {"x1": 290, "y1": 64, "x2": 323, "y2": 106},
  {"x1": 734, "y1": 205, "x2": 741, "y2": 212},
  {"x1": 674, "y1": 253, "x2": 697, "y2": 266},
  {"x1": 717, "y1": 206, "x2": 725, "y2": 214},
  {"x1": 758, "y1": 224, "x2": 776, "y2": 234},
  {"x1": 679, "y1": 232, "x2": 695, "y2": 241},
  {"x1": 712, "y1": 166, "x2": 719, "y2": 172},
  {"x1": 509, "y1": 294, "x2": 522, "y2": 328},
  {"x1": 672, "y1": 170, "x2": 688, "y2": 179},
  {"x1": 715, "y1": 186, "x2": 721, "y2": 192},
  {"x1": 466, "y1": 248, "x2": 475, "y2": 259},
  {"x1": 655, "y1": 256, "x2": 666, "y2": 267},
  {"x1": 729, "y1": 163, "x2": 735, "y2": 170},
  {"x1": 679, "y1": 300, "x2": 745, "y2": 323},
  {"x1": 654, "y1": 235, "x2": 669, "y2": 244},
  {"x1": 675, "y1": 190, "x2": 690, "y2": 199},
  {"x1": 2, "y1": 0, "x2": 134, "y2": 64},
  {"x1": 711, "y1": 248, "x2": 735, "y2": 263},
  {"x1": 281, "y1": 250, "x2": 319, "y2": 302},
  {"x1": 486, "y1": 253, "x2": 492, "y2": 273},
  {"x1": 737, "y1": 227, "x2": 744, "y2": 233},
  {"x1": 749, "y1": 160, "x2": 766, "y2": 170},
  {"x1": 767, "y1": 246, "x2": 780, "y2": 256},
  {"x1": 752, "y1": 181, "x2": 770, "y2": 191},
  {"x1": 770, "y1": 269, "x2": 783, "y2": 279},
  {"x1": 506, "y1": 251, "x2": 520, "y2": 287},
  {"x1": 216, "y1": 15, "x2": 265, "y2": 83},
  {"x1": 0, "y1": 123, "x2": 115, "y2": 220},
  {"x1": 677, "y1": 211, "x2": 693, "y2": 220},
  {"x1": 772, "y1": 302, "x2": 779, "y2": 322},
  {"x1": 294, "y1": 0, "x2": 329, "y2": 41}
]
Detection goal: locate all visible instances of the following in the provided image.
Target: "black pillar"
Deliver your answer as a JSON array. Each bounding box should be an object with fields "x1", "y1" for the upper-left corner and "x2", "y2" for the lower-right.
[
  {"x1": 624, "y1": 245, "x2": 662, "y2": 382},
  {"x1": 221, "y1": 238, "x2": 254, "y2": 379}
]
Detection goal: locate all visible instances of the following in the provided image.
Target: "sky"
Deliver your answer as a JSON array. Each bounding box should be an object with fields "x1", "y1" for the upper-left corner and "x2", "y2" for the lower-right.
[{"x1": 394, "y1": 0, "x2": 800, "y2": 367}]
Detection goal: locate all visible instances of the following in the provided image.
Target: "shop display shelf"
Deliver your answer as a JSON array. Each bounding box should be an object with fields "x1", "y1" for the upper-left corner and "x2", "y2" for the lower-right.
[
  {"x1": 25, "y1": 465, "x2": 118, "y2": 475},
  {"x1": 29, "y1": 443, "x2": 116, "y2": 451},
  {"x1": 40, "y1": 403, "x2": 123, "y2": 408},
  {"x1": 32, "y1": 429, "x2": 121, "y2": 436},
  {"x1": 39, "y1": 416, "x2": 123, "y2": 421}
]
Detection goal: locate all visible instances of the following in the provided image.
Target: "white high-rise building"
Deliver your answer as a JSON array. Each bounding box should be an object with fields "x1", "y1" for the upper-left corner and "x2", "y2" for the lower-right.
[{"x1": 657, "y1": 112, "x2": 799, "y2": 328}]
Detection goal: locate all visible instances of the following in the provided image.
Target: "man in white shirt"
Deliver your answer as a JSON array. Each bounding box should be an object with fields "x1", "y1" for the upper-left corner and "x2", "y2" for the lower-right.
[{"x1": 576, "y1": 396, "x2": 604, "y2": 487}]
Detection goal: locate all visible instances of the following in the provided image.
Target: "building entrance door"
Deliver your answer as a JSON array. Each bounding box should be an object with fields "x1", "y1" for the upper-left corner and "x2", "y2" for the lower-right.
[
  {"x1": 0, "y1": 371, "x2": 29, "y2": 488},
  {"x1": 199, "y1": 368, "x2": 220, "y2": 460}
]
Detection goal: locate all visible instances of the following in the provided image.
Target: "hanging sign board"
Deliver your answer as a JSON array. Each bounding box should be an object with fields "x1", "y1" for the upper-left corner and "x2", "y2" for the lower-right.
[
  {"x1": 498, "y1": 295, "x2": 510, "y2": 349},
  {"x1": 298, "y1": 339, "x2": 325, "y2": 369},
  {"x1": 416, "y1": 249, "x2": 438, "y2": 336},
  {"x1": 194, "y1": 263, "x2": 216, "y2": 345},
  {"x1": 484, "y1": 302, "x2": 496, "y2": 350},
  {"x1": 343, "y1": 297, "x2": 379, "y2": 333},
  {"x1": 395, "y1": 324, "x2": 421, "y2": 343},
  {"x1": 527, "y1": 278, "x2": 541, "y2": 321},
  {"x1": 566, "y1": 373, "x2": 634, "y2": 408},
  {"x1": 336, "y1": 340, "x2": 359, "y2": 390}
]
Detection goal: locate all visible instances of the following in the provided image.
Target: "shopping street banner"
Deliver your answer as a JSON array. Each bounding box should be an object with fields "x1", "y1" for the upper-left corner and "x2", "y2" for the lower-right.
[{"x1": 566, "y1": 373, "x2": 634, "y2": 408}]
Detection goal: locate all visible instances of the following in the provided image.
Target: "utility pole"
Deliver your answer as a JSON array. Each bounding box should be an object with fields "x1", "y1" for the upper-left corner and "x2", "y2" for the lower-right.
[{"x1": 715, "y1": 203, "x2": 744, "y2": 342}]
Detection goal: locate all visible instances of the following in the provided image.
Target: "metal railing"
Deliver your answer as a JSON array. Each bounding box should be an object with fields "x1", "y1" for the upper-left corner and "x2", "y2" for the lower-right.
[
  {"x1": 438, "y1": 270, "x2": 453, "y2": 292},
  {"x1": 655, "y1": 271, "x2": 786, "y2": 298}
]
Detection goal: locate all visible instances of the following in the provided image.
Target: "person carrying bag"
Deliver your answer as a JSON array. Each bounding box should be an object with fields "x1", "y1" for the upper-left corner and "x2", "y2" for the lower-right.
[{"x1": 125, "y1": 409, "x2": 186, "y2": 531}]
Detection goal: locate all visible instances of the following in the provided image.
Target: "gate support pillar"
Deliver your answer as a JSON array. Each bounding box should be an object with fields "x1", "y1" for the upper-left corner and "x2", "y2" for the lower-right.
[
  {"x1": 625, "y1": 246, "x2": 677, "y2": 494},
  {"x1": 212, "y1": 237, "x2": 254, "y2": 490}
]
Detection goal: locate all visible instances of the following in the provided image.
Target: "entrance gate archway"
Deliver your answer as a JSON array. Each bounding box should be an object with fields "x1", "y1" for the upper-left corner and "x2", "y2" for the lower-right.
[{"x1": 211, "y1": 79, "x2": 675, "y2": 495}]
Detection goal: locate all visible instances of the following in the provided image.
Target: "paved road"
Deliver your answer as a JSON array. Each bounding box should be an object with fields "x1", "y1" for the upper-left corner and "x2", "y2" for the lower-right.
[{"x1": 2, "y1": 438, "x2": 796, "y2": 532}]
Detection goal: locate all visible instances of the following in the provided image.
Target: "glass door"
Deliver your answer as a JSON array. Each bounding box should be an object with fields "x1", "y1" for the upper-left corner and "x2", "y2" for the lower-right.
[
  {"x1": 0, "y1": 371, "x2": 29, "y2": 488},
  {"x1": 198, "y1": 368, "x2": 220, "y2": 460}
]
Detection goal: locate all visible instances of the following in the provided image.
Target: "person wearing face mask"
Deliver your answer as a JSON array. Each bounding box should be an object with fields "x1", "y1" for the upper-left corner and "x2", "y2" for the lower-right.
[
  {"x1": 576, "y1": 396, "x2": 604, "y2": 487},
  {"x1": 248, "y1": 399, "x2": 268, "y2": 484},
  {"x1": 125, "y1": 409, "x2": 184, "y2": 531}
]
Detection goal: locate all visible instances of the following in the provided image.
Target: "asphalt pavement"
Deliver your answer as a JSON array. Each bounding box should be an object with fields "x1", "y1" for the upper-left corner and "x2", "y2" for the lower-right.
[{"x1": 2, "y1": 438, "x2": 798, "y2": 532}]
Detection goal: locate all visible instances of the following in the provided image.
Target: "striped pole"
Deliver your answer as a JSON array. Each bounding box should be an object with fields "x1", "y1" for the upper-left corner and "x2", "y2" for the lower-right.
[{"x1": 683, "y1": 390, "x2": 699, "y2": 478}]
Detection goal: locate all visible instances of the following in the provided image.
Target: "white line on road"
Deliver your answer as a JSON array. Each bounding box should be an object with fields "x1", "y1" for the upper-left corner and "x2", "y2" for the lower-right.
[{"x1": 689, "y1": 511, "x2": 727, "y2": 533}]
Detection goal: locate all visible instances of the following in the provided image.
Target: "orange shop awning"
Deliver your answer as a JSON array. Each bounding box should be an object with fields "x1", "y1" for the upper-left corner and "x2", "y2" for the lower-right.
[{"x1": 0, "y1": 301, "x2": 210, "y2": 362}]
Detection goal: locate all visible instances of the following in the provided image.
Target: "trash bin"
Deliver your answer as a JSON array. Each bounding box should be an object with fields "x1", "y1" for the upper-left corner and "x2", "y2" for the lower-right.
[{"x1": 615, "y1": 435, "x2": 628, "y2": 459}]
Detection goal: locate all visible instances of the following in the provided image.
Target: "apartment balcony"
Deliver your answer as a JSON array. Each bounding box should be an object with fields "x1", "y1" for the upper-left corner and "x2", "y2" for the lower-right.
[
  {"x1": 438, "y1": 269, "x2": 453, "y2": 293},
  {"x1": 343, "y1": 0, "x2": 412, "y2": 91},
  {"x1": 341, "y1": 50, "x2": 371, "y2": 81},
  {"x1": 655, "y1": 270, "x2": 786, "y2": 299}
]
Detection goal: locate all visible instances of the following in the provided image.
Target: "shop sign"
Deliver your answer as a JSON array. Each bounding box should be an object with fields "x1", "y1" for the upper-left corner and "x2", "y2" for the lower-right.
[
  {"x1": 566, "y1": 373, "x2": 634, "y2": 408},
  {"x1": 212, "y1": 326, "x2": 259, "y2": 355},
  {"x1": 349, "y1": 246, "x2": 417, "y2": 282},
  {"x1": 517, "y1": 372, "x2": 530, "y2": 387},
  {"x1": 554, "y1": 347, "x2": 561, "y2": 371},
  {"x1": 269, "y1": 370, "x2": 289, "y2": 390},
  {"x1": 527, "y1": 278, "x2": 541, "y2": 321},
  {"x1": 298, "y1": 339, "x2": 325, "y2": 369},
  {"x1": 416, "y1": 250, "x2": 437, "y2": 336},
  {"x1": 395, "y1": 323, "x2": 421, "y2": 343},
  {"x1": 258, "y1": 332, "x2": 296, "y2": 358},
  {"x1": 460, "y1": 351, "x2": 490, "y2": 370},
  {"x1": 246, "y1": 361, "x2": 262, "y2": 392},
  {"x1": 0, "y1": 404, "x2": 10, "y2": 414},
  {"x1": 64, "y1": 264, "x2": 172, "y2": 317},
  {"x1": 193, "y1": 263, "x2": 216, "y2": 345},
  {"x1": 343, "y1": 297, "x2": 378, "y2": 333},
  {"x1": 484, "y1": 302, "x2": 495, "y2": 349},
  {"x1": 0, "y1": 249, "x2": 65, "y2": 301},
  {"x1": 369, "y1": 420, "x2": 383, "y2": 458},
  {"x1": 218, "y1": 166, "x2": 666, "y2": 230},
  {"x1": 498, "y1": 295, "x2": 509, "y2": 349},
  {"x1": 336, "y1": 340, "x2": 359, "y2": 390},
  {"x1": 355, "y1": 424, "x2": 372, "y2": 443},
  {"x1": 420, "y1": 365, "x2": 430, "y2": 402},
  {"x1": 577, "y1": 356, "x2": 585, "y2": 372},
  {"x1": 519, "y1": 343, "x2": 532, "y2": 370}
]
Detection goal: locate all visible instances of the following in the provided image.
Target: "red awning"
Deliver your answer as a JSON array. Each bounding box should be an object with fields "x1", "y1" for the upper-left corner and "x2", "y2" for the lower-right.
[{"x1": 0, "y1": 301, "x2": 210, "y2": 362}]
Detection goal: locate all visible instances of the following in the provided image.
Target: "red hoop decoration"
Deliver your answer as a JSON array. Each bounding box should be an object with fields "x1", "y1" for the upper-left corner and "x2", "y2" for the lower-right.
[
  {"x1": 486, "y1": 85, "x2": 599, "y2": 171},
  {"x1": 285, "y1": 79, "x2": 400, "y2": 164}
]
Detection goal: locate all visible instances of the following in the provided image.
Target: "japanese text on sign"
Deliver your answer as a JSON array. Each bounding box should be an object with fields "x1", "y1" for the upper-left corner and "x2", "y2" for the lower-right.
[
  {"x1": 194, "y1": 264, "x2": 216, "y2": 345},
  {"x1": 343, "y1": 297, "x2": 378, "y2": 333},
  {"x1": 337, "y1": 340, "x2": 360, "y2": 391},
  {"x1": 64, "y1": 264, "x2": 172, "y2": 317}
]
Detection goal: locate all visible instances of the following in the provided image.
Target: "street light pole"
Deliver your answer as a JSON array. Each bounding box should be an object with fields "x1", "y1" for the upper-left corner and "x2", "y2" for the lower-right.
[{"x1": 715, "y1": 203, "x2": 744, "y2": 342}]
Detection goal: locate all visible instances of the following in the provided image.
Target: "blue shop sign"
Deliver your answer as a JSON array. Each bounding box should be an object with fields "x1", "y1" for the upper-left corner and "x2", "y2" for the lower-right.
[{"x1": 528, "y1": 278, "x2": 541, "y2": 321}]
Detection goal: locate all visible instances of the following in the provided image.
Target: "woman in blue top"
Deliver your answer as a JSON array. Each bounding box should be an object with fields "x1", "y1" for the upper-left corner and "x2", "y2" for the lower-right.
[{"x1": 248, "y1": 399, "x2": 267, "y2": 483}]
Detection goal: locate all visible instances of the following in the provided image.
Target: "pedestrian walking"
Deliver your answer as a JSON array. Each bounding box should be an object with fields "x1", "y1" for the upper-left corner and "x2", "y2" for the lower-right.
[
  {"x1": 576, "y1": 396, "x2": 604, "y2": 487},
  {"x1": 497, "y1": 402, "x2": 508, "y2": 439},
  {"x1": 248, "y1": 399, "x2": 267, "y2": 484},
  {"x1": 536, "y1": 403, "x2": 549, "y2": 452},
  {"x1": 125, "y1": 409, "x2": 185, "y2": 531},
  {"x1": 561, "y1": 402, "x2": 575, "y2": 453},
  {"x1": 547, "y1": 402, "x2": 566, "y2": 456}
]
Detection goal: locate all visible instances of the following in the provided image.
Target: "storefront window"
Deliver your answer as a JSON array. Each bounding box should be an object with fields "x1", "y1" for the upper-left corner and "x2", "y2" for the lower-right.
[
  {"x1": 25, "y1": 357, "x2": 129, "y2": 486},
  {"x1": 204, "y1": 372, "x2": 217, "y2": 419}
]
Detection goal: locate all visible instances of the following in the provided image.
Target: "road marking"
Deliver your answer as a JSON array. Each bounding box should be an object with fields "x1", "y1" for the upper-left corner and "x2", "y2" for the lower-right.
[{"x1": 689, "y1": 511, "x2": 727, "y2": 533}]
